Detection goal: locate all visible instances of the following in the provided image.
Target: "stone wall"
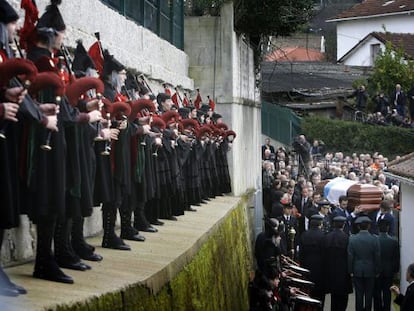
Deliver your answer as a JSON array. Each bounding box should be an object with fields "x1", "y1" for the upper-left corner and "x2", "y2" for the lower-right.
[
  {"x1": 13, "y1": 0, "x2": 193, "y2": 92},
  {"x1": 185, "y1": 2, "x2": 262, "y2": 196}
]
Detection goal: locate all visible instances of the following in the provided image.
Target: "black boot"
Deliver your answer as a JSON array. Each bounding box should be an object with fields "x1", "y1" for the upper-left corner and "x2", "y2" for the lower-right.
[
  {"x1": 120, "y1": 203, "x2": 145, "y2": 242},
  {"x1": 133, "y1": 202, "x2": 157, "y2": 233},
  {"x1": 54, "y1": 218, "x2": 91, "y2": 271},
  {"x1": 71, "y1": 216, "x2": 102, "y2": 262},
  {"x1": 33, "y1": 220, "x2": 74, "y2": 284},
  {"x1": 102, "y1": 206, "x2": 131, "y2": 250}
]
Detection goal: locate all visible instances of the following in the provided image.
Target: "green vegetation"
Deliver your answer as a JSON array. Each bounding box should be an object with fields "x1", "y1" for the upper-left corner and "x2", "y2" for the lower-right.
[
  {"x1": 302, "y1": 116, "x2": 414, "y2": 159},
  {"x1": 367, "y1": 41, "x2": 414, "y2": 96},
  {"x1": 53, "y1": 195, "x2": 253, "y2": 311}
]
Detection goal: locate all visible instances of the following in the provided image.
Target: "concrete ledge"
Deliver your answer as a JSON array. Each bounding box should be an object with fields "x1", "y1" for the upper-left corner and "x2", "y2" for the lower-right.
[{"x1": 0, "y1": 195, "x2": 253, "y2": 311}]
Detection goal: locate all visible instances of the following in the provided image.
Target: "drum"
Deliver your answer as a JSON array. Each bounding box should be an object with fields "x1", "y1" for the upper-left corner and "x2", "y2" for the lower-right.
[{"x1": 293, "y1": 295, "x2": 322, "y2": 311}]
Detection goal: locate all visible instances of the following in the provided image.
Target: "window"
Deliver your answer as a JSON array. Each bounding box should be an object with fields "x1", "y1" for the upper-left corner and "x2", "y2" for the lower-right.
[
  {"x1": 100, "y1": 0, "x2": 184, "y2": 50},
  {"x1": 371, "y1": 44, "x2": 381, "y2": 65}
]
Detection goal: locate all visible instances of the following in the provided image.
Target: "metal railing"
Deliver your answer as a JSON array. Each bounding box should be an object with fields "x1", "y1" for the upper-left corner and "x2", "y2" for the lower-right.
[{"x1": 100, "y1": 0, "x2": 184, "y2": 50}]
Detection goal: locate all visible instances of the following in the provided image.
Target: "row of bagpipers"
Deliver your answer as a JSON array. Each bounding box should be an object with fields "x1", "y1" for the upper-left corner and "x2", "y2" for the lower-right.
[{"x1": 0, "y1": 0, "x2": 236, "y2": 296}]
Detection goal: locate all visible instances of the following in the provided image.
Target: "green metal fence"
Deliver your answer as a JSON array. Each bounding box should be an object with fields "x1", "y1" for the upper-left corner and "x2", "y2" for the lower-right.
[
  {"x1": 261, "y1": 101, "x2": 302, "y2": 145},
  {"x1": 101, "y1": 0, "x2": 184, "y2": 50}
]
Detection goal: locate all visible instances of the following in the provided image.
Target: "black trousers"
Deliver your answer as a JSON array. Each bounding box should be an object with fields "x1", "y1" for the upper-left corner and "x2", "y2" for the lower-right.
[
  {"x1": 331, "y1": 293, "x2": 348, "y2": 311},
  {"x1": 373, "y1": 276, "x2": 393, "y2": 311}
]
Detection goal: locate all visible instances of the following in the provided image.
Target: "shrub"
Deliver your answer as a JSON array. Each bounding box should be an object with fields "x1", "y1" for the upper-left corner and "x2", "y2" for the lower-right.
[{"x1": 302, "y1": 116, "x2": 414, "y2": 159}]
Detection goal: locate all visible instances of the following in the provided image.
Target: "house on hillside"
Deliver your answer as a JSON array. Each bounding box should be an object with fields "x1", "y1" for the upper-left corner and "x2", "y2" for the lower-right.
[
  {"x1": 326, "y1": 0, "x2": 414, "y2": 66},
  {"x1": 338, "y1": 32, "x2": 414, "y2": 66},
  {"x1": 385, "y1": 153, "x2": 414, "y2": 294}
]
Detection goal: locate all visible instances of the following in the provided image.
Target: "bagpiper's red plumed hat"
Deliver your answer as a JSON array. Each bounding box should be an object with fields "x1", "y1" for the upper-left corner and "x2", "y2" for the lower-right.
[
  {"x1": 28, "y1": 71, "x2": 65, "y2": 98},
  {"x1": 65, "y1": 77, "x2": 104, "y2": 107},
  {"x1": 151, "y1": 115, "x2": 166, "y2": 130},
  {"x1": 129, "y1": 98, "x2": 156, "y2": 121},
  {"x1": 0, "y1": 58, "x2": 38, "y2": 87},
  {"x1": 111, "y1": 101, "x2": 131, "y2": 120},
  {"x1": 161, "y1": 110, "x2": 181, "y2": 125},
  {"x1": 196, "y1": 124, "x2": 213, "y2": 140}
]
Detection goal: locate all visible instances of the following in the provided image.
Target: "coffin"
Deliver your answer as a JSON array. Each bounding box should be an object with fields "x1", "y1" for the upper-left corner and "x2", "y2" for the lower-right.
[
  {"x1": 318, "y1": 178, "x2": 383, "y2": 212},
  {"x1": 347, "y1": 183, "x2": 383, "y2": 212}
]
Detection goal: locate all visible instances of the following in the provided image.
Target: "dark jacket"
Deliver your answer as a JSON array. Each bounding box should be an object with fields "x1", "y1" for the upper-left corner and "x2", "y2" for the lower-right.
[
  {"x1": 324, "y1": 228, "x2": 352, "y2": 294},
  {"x1": 348, "y1": 230, "x2": 381, "y2": 278},
  {"x1": 299, "y1": 227, "x2": 325, "y2": 292},
  {"x1": 378, "y1": 232, "x2": 399, "y2": 277},
  {"x1": 395, "y1": 283, "x2": 414, "y2": 311}
]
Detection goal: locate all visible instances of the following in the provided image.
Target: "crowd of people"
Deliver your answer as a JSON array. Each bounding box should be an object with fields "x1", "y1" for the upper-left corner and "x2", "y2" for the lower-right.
[
  {"x1": 0, "y1": 0, "x2": 236, "y2": 296},
  {"x1": 351, "y1": 83, "x2": 414, "y2": 128},
  {"x1": 253, "y1": 136, "x2": 413, "y2": 311}
]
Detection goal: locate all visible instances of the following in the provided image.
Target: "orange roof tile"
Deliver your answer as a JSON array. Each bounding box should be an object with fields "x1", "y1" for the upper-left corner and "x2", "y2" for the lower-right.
[{"x1": 265, "y1": 47, "x2": 325, "y2": 62}]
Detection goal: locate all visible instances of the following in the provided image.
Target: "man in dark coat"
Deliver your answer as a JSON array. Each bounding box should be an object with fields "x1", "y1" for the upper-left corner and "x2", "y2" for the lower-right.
[
  {"x1": 373, "y1": 219, "x2": 399, "y2": 311},
  {"x1": 293, "y1": 186, "x2": 313, "y2": 236},
  {"x1": 261, "y1": 137, "x2": 275, "y2": 160},
  {"x1": 255, "y1": 218, "x2": 282, "y2": 274},
  {"x1": 348, "y1": 216, "x2": 381, "y2": 311},
  {"x1": 391, "y1": 263, "x2": 414, "y2": 311},
  {"x1": 277, "y1": 203, "x2": 297, "y2": 257},
  {"x1": 27, "y1": 1, "x2": 101, "y2": 283},
  {"x1": 330, "y1": 195, "x2": 352, "y2": 235},
  {"x1": 390, "y1": 83, "x2": 406, "y2": 118},
  {"x1": 270, "y1": 190, "x2": 284, "y2": 219},
  {"x1": 324, "y1": 216, "x2": 352, "y2": 311},
  {"x1": 299, "y1": 214, "x2": 325, "y2": 306},
  {"x1": 370, "y1": 200, "x2": 396, "y2": 236},
  {"x1": 0, "y1": 0, "x2": 58, "y2": 295}
]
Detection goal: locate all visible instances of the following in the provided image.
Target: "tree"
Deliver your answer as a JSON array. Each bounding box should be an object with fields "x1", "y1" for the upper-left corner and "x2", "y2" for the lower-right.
[
  {"x1": 234, "y1": 0, "x2": 313, "y2": 42},
  {"x1": 368, "y1": 41, "x2": 414, "y2": 96},
  {"x1": 185, "y1": 0, "x2": 314, "y2": 67}
]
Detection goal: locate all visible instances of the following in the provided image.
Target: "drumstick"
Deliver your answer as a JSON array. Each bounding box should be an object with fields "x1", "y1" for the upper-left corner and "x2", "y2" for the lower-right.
[
  {"x1": 289, "y1": 287, "x2": 309, "y2": 297},
  {"x1": 283, "y1": 269, "x2": 302, "y2": 277},
  {"x1": 282, "y1": 254, "x2": 301, "y2": 266}
]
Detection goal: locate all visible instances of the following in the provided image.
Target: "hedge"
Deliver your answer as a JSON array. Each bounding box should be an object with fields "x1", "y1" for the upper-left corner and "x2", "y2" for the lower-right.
[{"x1": 302, "y1": 116, "x2": 414, "y2": 159}]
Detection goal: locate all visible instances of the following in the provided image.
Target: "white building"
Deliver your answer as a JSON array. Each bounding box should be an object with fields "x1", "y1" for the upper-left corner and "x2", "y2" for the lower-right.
[
  {"x1": 326, "y1": 0, "x2": 414, "y2": 66},
  {"x1": 386, "y1": 153, "x2": 414, "y2": 294}
]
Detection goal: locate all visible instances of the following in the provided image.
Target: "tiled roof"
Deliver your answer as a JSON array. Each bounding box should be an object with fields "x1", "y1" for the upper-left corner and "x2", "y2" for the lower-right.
[
  {"x1": 372, "y1": 32, "x2": 414, "y2": 59},
  {"x1": 339, "y1": 32, "x2": 414, "y2": 62},
  {"x1": 328, "y1": 0, "x2": 414, "y2": 21},
  {"x1": 387, "y1": 152, "x2": 414, "y2": 179},
  {"x1": 265, "y1": 47, "x2": 325, "y2": 62}
]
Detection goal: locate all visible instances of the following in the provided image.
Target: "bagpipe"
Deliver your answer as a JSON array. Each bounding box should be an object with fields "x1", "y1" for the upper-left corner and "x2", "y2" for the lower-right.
[
  {"x1": 0, "y1": 58, "x2": 39, "y2": 138},
  {"x1": 28, "y1": 71, "x2": 65, "y2": 151},
  {"x1": 280, "y1": 255, "x2": 322, "y2": 311}
]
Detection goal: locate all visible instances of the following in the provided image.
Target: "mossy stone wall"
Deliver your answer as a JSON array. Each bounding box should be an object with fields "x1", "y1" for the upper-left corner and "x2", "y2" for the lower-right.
[{"x1": 53, "y1": 195, "x2": 253, "y2": 311}]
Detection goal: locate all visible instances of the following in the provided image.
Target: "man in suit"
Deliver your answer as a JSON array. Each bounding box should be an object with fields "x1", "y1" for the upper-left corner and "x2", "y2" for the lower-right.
[
  {"x1": 390, "y1": 83, "x2": 406, "y2": 118},
  {"x1": 391, "y1": 263, "x2": 414, "y2": 311},
  {"x1": 317, "y1": 199, "x2": 332, "y2": 234},
  {"x1": 293, "y1": 186, "x2": 313, "y2": 236},
  {"x1": 331, "y1": 195, "x2": 352, "y2": 235},
  {"x1": 324, "y1": 216, "x2": 353, "y2": 311},
  {"x1": 370, "y1": 200, "x2": 395, "y2": 236},
  {"x1": 277, "y1": 203, "x2": 298, "y2": 257},
  {"x1": 374, "y1": 219, "x2": 399, "y2": 311},
  {"x1": 348, "y1": 216, "x2": 381, "y2": 311},
  {"x1": 261, "y1": 137, "x2": 275, "y2": 160}
]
